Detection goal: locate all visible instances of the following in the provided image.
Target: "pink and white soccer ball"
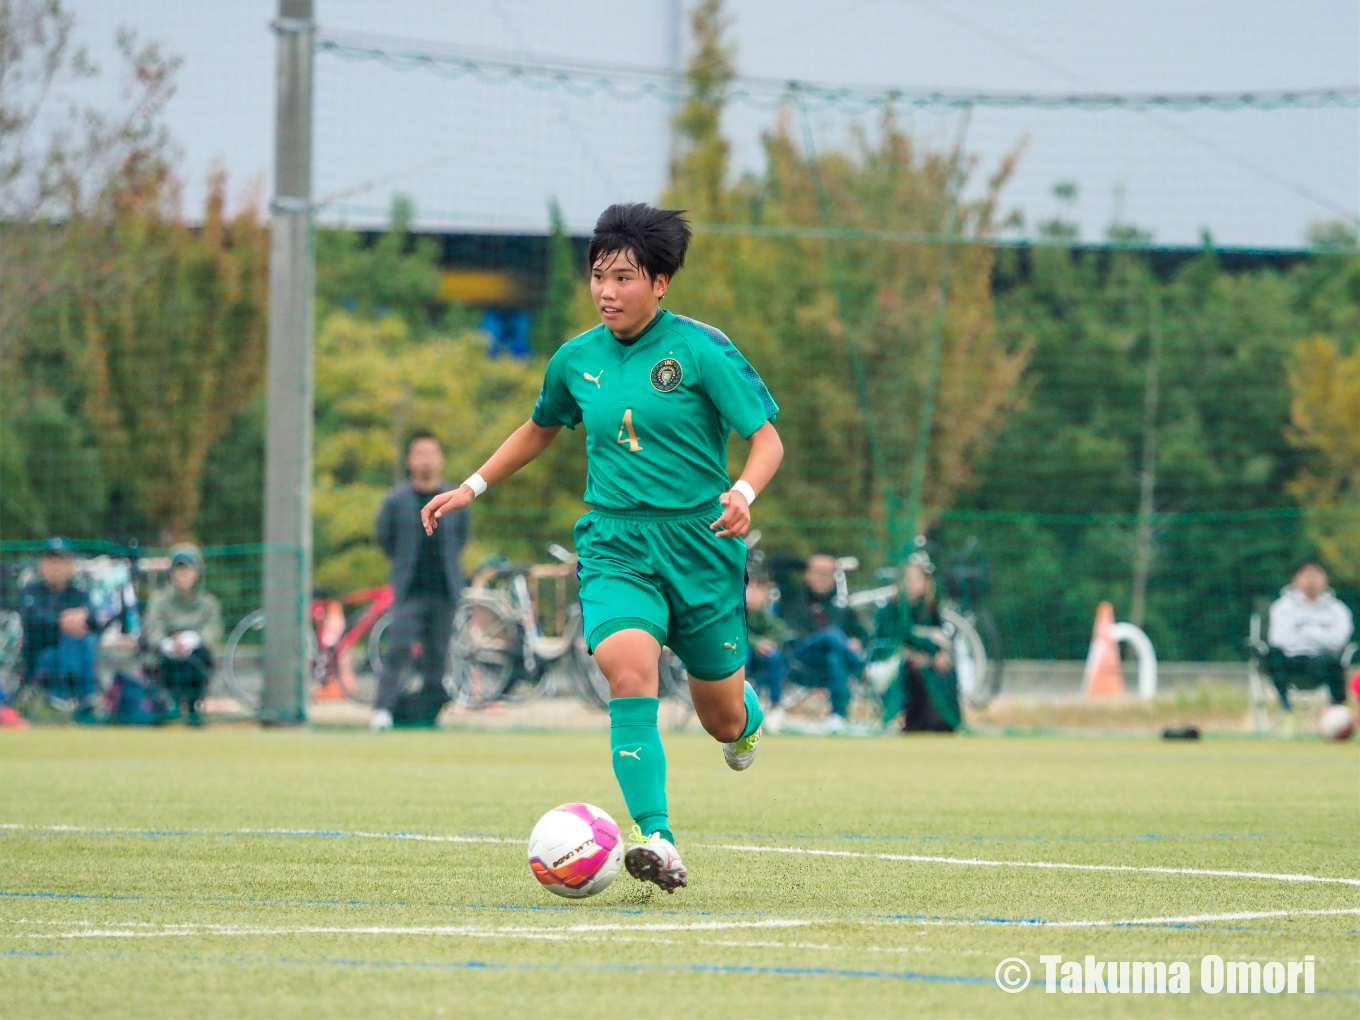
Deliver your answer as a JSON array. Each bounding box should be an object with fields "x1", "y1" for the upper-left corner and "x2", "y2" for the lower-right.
[
  {"x1": 1318, "y1": 705, "x2": 1355, "y2": 741},
  {"x1": 527, "y1": 803, "x2": 623, "y2": 898}
]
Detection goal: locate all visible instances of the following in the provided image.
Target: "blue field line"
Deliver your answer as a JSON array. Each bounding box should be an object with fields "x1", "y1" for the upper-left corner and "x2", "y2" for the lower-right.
[
  {"x1": 6, "y1": 949, "x2": 1359, "y2": 995},
  {"x1": 0, "y1": 948, "x2": 989, "y2": 984},
  {"x1": 0, "y1": 889, "x2": 757, "y2": 918}
]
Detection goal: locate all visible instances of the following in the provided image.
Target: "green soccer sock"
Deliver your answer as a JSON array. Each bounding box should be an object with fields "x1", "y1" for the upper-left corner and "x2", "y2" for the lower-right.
[
  {"x1": 609, "y1": 696, "x2": 672, "y2": 844},
  {"x1": 739, "y1": 680, "x2": 764, "y2": 741}
]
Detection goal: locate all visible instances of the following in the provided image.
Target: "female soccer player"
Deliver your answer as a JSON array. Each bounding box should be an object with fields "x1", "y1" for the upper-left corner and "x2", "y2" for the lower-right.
[{"x1": 422, "y1": 203, "x2": 783, "y2": 892}]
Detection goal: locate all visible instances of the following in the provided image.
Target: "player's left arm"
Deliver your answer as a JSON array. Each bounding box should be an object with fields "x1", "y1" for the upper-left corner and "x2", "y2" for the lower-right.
[{"x1": 711, "y1": 421, "x2": 783, "y2": 538}]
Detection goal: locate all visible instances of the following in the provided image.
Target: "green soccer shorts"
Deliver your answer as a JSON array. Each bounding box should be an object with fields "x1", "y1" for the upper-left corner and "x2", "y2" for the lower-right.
[{"x1": 574, "y1": 500, "x2": 748, "y2": 681}]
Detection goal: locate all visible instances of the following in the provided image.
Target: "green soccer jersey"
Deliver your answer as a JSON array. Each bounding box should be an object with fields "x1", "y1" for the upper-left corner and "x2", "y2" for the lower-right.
[{"x1": 531, "y1": 310, "x2": 779, "y2": 511}]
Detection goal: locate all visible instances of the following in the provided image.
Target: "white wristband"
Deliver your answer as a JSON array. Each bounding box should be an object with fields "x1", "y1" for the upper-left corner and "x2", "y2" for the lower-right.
[
  {"x1": 462, "y1": 473, "x2": 488, "y2": 498},
  {"x1": 731, "y1": 480, "x2": 756, "y2": 505}
]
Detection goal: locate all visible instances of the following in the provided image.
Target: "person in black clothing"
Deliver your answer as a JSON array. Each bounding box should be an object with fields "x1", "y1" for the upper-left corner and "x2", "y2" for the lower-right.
[
  {"x1": 778, "y1": 553, "x2": 866, "y2": 730},
  {"x1": 371, "y1": 432, "x2": 470, "y2": 729}
]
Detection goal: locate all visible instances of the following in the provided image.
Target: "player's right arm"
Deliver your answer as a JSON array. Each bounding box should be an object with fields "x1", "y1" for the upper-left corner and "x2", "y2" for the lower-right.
[
  {"x1": 422, "y1": 339, "x2": 583, "y2": 534},
  {"x1": 421, "y1": 420, "x2": 562, "y2": 534}
]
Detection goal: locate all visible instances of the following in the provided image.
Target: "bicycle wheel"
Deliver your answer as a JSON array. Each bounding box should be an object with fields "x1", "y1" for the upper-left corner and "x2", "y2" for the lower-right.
[
  {"x1": 445, "y1": 594, "x2": 521, "y2": 708},
  {"x1": 659, "y1": 649, "x2": 693, "y2": 709},
  {"x1": 571, "y1": 633, "x2": 611, "y2": 711},
  {"x1": 0, "y1": 610, "x2": 23, "y2": 701},
  {"x1": 942, "y1": 606, "x2": 993, "y2": 707},
  {"x1": 364, "y1": 611, "x2": 392, "y2": 680},
  {"x1": 973, "y1": 607, "x2": 1005, "y2": 701},
  {"x1": 222, "y1": 609, "x2": 320, "y2": 713}
]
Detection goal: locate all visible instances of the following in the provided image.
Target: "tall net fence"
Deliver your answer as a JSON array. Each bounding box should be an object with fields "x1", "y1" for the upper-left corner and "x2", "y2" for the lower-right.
[{"x1": 2, "y1": 2, "x2": 1357, "y2": 721}]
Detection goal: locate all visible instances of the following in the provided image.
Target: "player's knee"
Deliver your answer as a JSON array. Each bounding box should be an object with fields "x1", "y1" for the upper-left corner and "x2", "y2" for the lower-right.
[
  {"x1": 700, "y1": 712, "x2": 744, "y2": 743},
  {"x1": 606, "y1": 666, "x2": 657, "y2": 699}
]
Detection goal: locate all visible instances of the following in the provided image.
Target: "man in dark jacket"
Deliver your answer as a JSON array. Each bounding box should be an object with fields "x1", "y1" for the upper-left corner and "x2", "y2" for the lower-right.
[
  {"x1": 778, "y1": 554, "x2": 866, "y2": 731},
  {"x1": 371, "y1": 431, "x2": 470, "y2": 730},
  {"x1": 19, "y1": 539, "x2": 98, "y2": 711}
]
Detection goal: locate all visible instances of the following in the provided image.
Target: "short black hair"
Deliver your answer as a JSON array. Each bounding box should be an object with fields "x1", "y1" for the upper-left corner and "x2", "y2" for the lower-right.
[
  {"x1": 588, "y1": 203, "x2": 692, "y2": 281},
  {"x1": 406, "y1": 430, "x2": 441, "y2": 453},
  {"x1": 1294, "y1": 558, "x2": 1327, "y2": 576}
]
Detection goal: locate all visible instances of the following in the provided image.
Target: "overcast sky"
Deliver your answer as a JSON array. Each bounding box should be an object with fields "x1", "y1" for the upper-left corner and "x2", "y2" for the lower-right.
[{"x1": 65, "y1": 0, "x2": 1359, "y2": 247}]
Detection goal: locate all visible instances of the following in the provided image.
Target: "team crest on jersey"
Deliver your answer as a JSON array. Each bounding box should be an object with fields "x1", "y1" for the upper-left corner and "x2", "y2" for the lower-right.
[{"x1": 650, "y1": 358, "x2": 683, "y2": 392}]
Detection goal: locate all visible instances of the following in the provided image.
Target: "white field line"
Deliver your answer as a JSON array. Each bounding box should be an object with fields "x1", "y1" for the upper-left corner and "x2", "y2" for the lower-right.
[
  {"x1": 863, "y1": 907, "x2": 1360, "y2": 928},
  {"x1": 10, "y1": 908, "x2": 1357, "y2": 946},
  {"x1": 13, "y1": 918, "x2": 814, "y2": 940},
  {"x1": 0, "y1": 824, "x2": 513, "y2": 844},
  {"x1": 703, "y1": 843, "x2": 1360, "y2": 888},
  {"x1": 9, "y1": 822, "x2": 1360, "y2": 890}
]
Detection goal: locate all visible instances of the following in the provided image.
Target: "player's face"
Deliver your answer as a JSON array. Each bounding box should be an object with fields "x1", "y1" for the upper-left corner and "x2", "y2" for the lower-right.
[{"x1": 591, "y1": 250, "x2": 668, "y2": 339}]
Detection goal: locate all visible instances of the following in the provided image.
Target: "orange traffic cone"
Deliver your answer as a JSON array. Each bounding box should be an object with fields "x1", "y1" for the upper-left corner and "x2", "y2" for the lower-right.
[{"x1": 1082, "y1": 601, "x2": 1125, "y2": 698}]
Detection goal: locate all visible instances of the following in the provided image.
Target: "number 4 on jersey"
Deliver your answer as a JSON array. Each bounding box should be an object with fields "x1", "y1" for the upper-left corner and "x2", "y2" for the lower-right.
[{"x1": 616, "y1": 408, "x2": 642, "y2": 452}]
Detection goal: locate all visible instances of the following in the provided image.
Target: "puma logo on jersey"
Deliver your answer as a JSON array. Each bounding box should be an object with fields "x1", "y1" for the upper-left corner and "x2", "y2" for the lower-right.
[
  {"x1": 723, "y1": 642, "x2": 737, "y2": 650},
  {"x1": 617, "y1": 747, "x2": 642, "y2": 760},
  {"x1": 583, "y1": 370, "x2": 604, "y2": 388}
]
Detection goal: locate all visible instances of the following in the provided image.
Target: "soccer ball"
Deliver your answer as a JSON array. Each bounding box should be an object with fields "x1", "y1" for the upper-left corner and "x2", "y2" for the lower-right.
[
  {"x1": 527, "y1": 803, "x2": 623, "y2": 898},
  {"x1": 1318, "y1": 705, "x2": 1355, "y2": 742}
]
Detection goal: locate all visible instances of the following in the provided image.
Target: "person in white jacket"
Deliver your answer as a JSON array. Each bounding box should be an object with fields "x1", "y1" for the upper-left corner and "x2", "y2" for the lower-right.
[{"x1": 1266, "y1": 560, "x2": 1354, "y2": 712}]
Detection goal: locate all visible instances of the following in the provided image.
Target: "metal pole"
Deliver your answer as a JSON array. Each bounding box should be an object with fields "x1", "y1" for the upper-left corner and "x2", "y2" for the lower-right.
[
  {"x1": 1129, "y1": 290, "x2": 1162, "y2": 628},
  {"x1": 900, "y1": 107, "x2": 972, "y2": 560},
  {"x1": 665, "y1": 0, "x2": 684, "y2": 172},
  {"x1": 262, "y1": 0, "x2": 314, "y2": 725}
]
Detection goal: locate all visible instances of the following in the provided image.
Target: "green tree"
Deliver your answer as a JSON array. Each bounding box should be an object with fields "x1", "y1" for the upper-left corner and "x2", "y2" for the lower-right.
[
  {"x1": 952, "y1": 213, "x2": 1360, "y2": 658},
  {"x1": 312, "y1": 314, "x2": 585, "y2": 594},
  {"x1": 1288, "y1": 335, "x2": 1360, "y2": 581},
  {"x1": 662, "y1": 0, "x2": 1026, "y2": 563},
  {"x1": 314, "y1": 194, "x2": 450, "y2": 331},
  {"x1": 529, "y1": 198, "x2": 582, "y2": 357},
  {"x1": 54, "y1": 170, "x2": 268, "y2": 543}
]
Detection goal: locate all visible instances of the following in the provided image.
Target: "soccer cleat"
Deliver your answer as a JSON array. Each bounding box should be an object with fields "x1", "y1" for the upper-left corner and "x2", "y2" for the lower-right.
[
  {"x1": 723, "y1": 726, "x2": 761, "y2": 771},
  {"x1": 369, "y1": 708, "x2": 393, "y2": 731},
  {"x1": 625, "y1": 825, "x2": 687, "y2": 893}
]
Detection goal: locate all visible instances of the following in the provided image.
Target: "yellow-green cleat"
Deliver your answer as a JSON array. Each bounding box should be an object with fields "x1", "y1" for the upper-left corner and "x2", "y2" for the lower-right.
[
  {"x1": 723, "y1": 726, "x2": 761, "y2": 771},
  {"x1": 625, "y1": 825, "x2": 687, "y2": 892}
]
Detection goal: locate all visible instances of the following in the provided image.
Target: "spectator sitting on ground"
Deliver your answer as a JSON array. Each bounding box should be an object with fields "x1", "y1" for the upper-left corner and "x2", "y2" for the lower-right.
[
  {"x1": 875, "y1": 554, "x2": 960, "y2": 733},
  {"x1": 1266, "y1": 559, "x2": 1354, "y2": 723},
  {"x1": 144, "y1": 544, "x2": 223, "y2": 727},
  {"x1": 19, "y1": 539, "x2": 98, "y2": 717},
  {"x1": 745, "y1": 573, "x2": 790, "y2": 731},
  {"x1": 778, "y1": 553, "x2": 867, "y2": 732}
]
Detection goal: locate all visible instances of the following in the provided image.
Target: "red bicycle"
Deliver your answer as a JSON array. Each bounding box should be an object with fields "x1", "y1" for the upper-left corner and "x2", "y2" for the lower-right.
[{"x1": 222, "y1": 585, "x2": 395, "y2": 711}]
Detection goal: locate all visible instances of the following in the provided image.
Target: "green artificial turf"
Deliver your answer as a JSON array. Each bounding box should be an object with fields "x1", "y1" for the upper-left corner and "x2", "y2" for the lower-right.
[{"x1": 1, "y1": 726, "x2": 1356, "y2": 1018}]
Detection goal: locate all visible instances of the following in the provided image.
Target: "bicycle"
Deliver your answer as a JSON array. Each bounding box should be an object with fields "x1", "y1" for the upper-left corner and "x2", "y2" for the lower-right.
[
  {"x1": 447, "y1": 545, "x2": 694, "y2": 724},
  {"x1": 222, "y1": 584, "x2": 394, "y2": 712},
  {"x1": 445, "y1": 545, "x2": 584, "y2": 708}
]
